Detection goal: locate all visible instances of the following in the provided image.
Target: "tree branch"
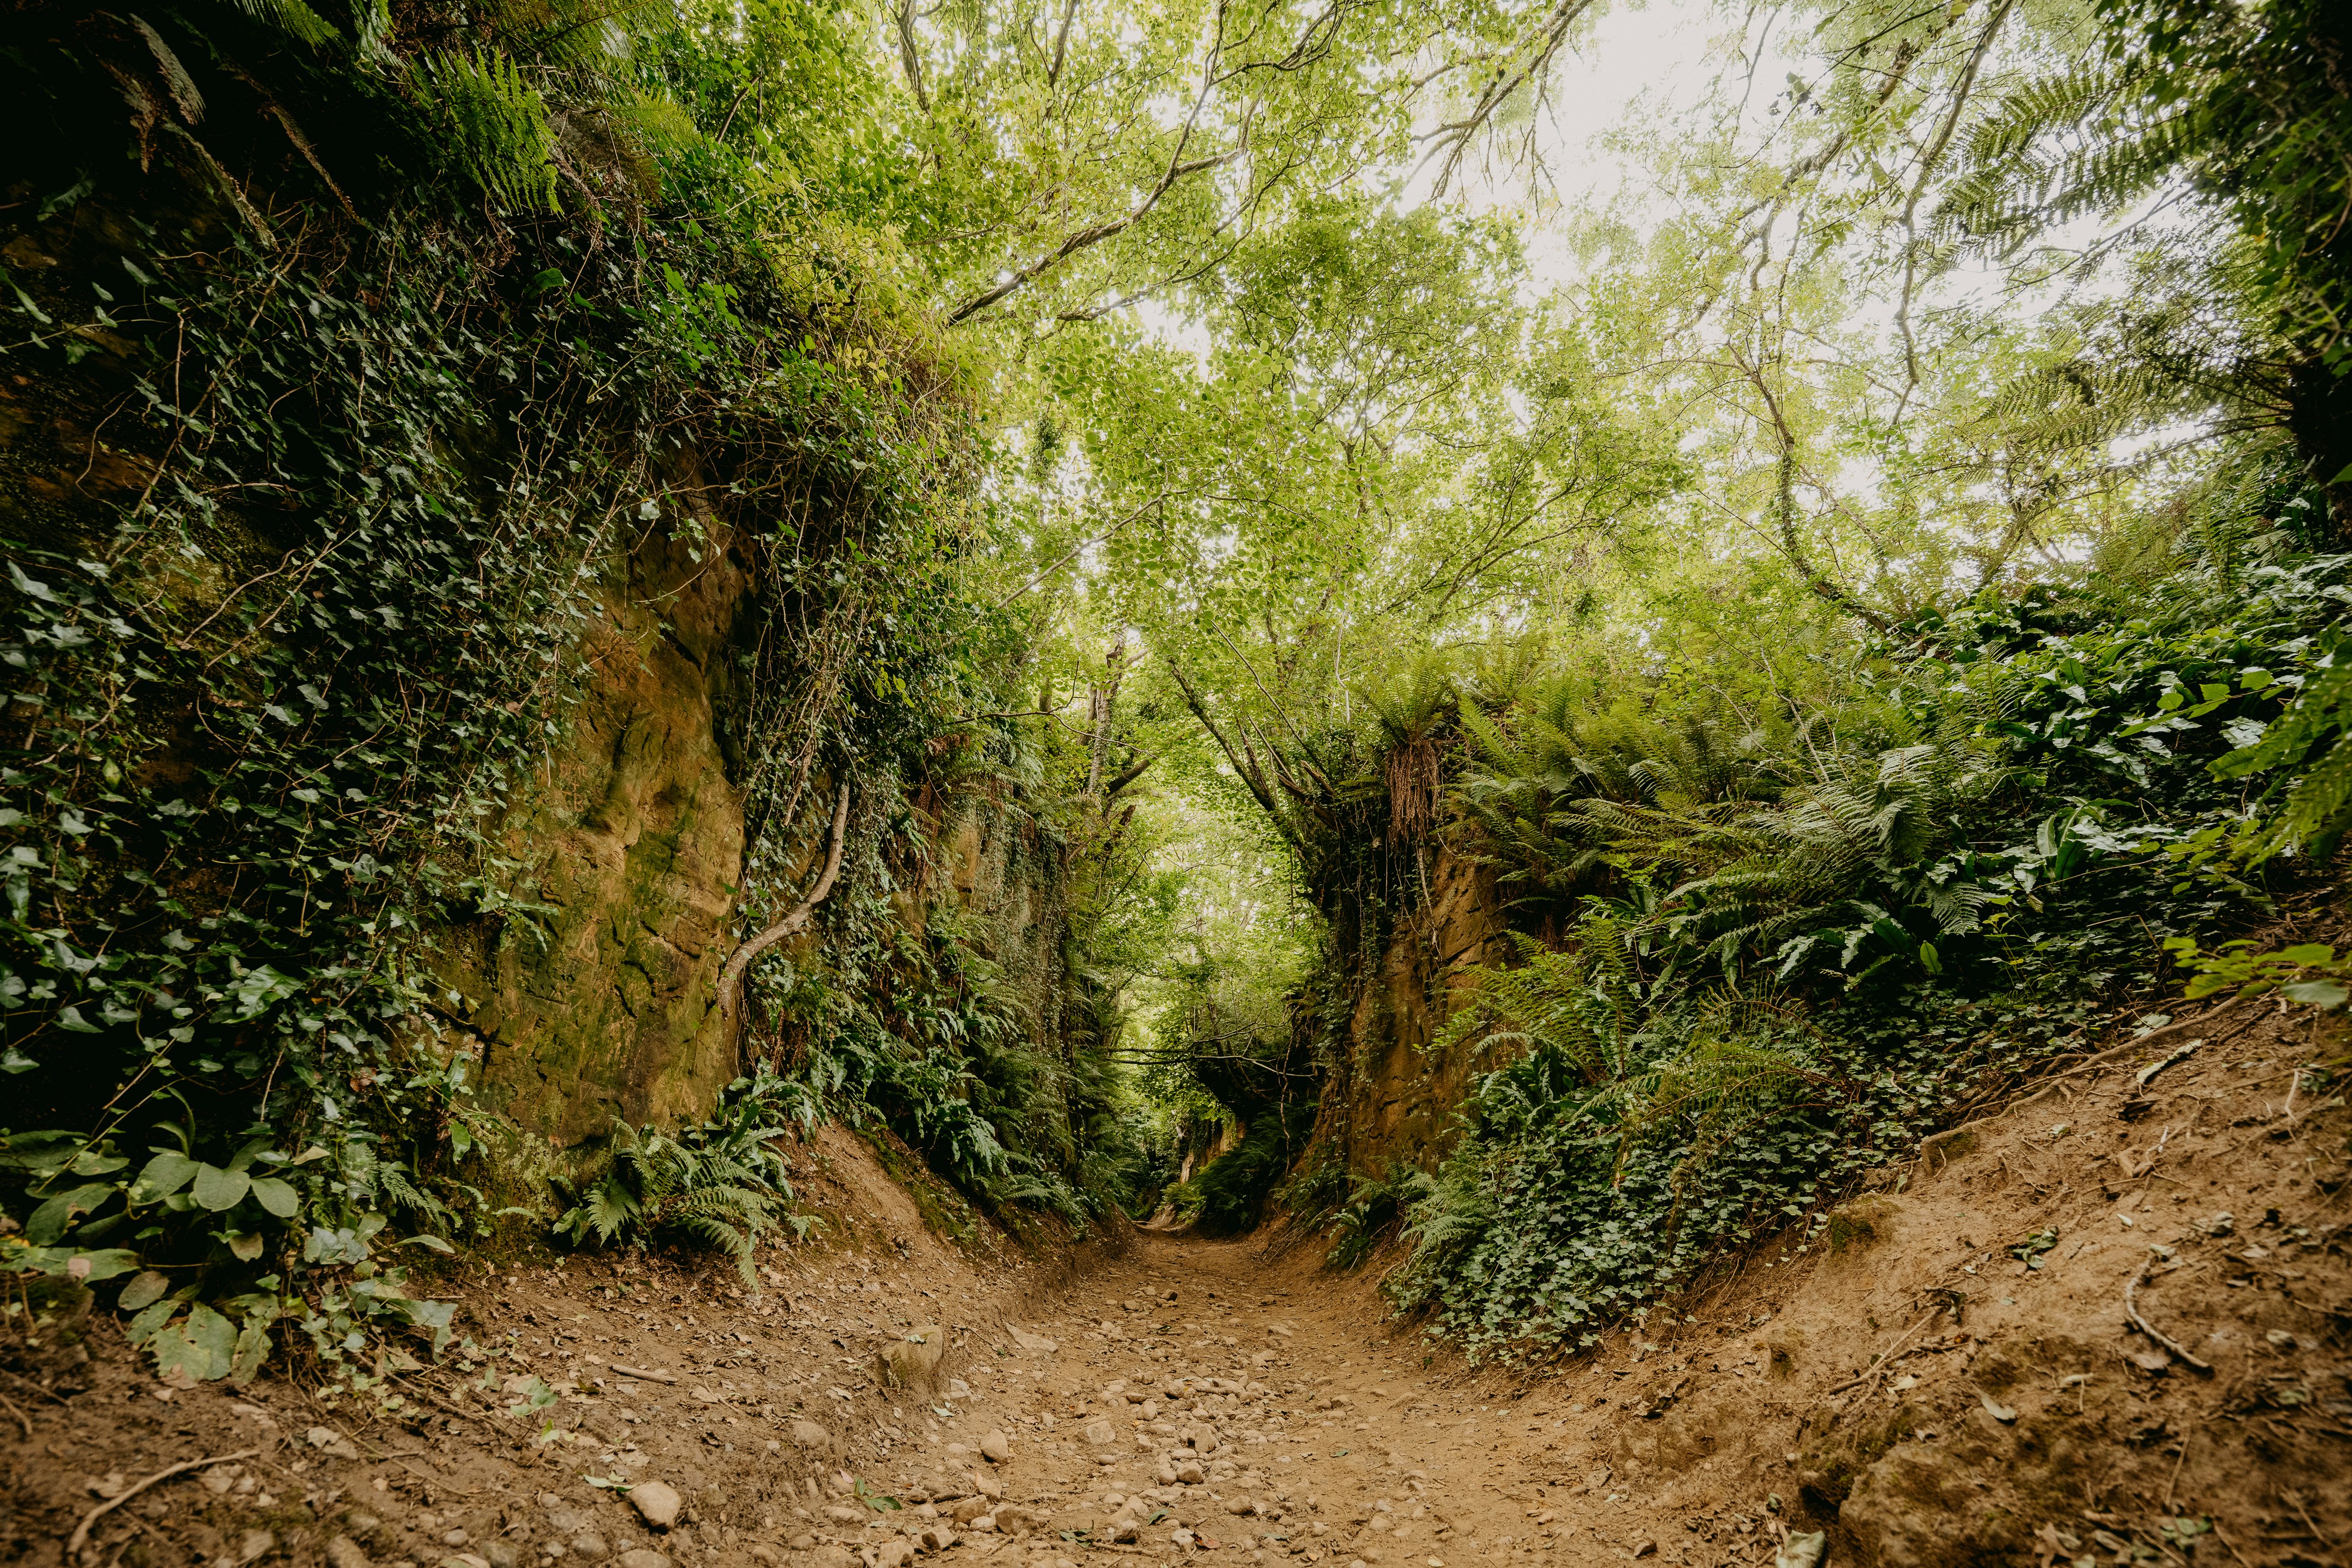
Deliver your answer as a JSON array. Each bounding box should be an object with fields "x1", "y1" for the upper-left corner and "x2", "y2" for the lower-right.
[{"x1": 717, "y1": 781, "x2": 851, "y2": 1023}]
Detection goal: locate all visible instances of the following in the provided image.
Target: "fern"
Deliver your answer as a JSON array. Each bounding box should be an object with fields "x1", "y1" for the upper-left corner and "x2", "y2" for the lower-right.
[
  {"x1": 228, "y1": 0, "x2": 342, "y2": 46},
  {"x1": 408, "y1": 49, "x2": 562, "y2": 213},
  {"x1": 2213, "y1": 660, "x2": 2352, "y2": 860},
  {"x1": 554, "y1": 1081, "x2": 803, "y2": 1281}
]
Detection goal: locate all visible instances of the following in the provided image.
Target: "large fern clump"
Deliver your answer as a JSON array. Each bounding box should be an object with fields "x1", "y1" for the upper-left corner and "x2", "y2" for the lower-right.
[{"x1": 556, "y1": 1081, "x2": 810, "y2": 1281}]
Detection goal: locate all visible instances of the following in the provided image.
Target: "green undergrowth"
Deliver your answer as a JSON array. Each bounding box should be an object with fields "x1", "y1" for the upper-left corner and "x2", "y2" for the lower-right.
[
  {"x1": 0, "y1": 0, "x2": 1139, "y2": 1384},
  {"x1": 1317, "y1": 531, "x2": 2352, "y2": 1362}
]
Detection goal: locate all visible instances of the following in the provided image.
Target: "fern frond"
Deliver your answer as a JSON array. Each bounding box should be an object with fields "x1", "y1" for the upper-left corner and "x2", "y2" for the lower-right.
[{"x1": 409, "y1": 48, "x2": 562, "y2": 212}]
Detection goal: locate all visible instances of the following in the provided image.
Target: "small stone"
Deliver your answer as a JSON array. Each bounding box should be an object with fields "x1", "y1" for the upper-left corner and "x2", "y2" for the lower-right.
[
  {"x1": 866, "y1": 1540, "x2": 915, "y2": 1568},
  {"x1": 790, "y1": 1535, "x2": 817, "y2": 1551},
  {"x1": 791, "y1": 1419, "x2": 836, "y2": 1452},
  {"x1": 1082, "y1": 1420, "x2": 1118, "y2": 1447},
  {"x1": 979, "y1": 1430, "x2": 1011, "y2": 1464},
  {"x1": 916, "y1": 1525, "x2": 955, "y2": 1553},
  {"x1": 325, "y1": 1539, "x2": 373, "y2": 1568},
  {"x1": 306, "y1": 1427, "x2": 363, "y2": 1462},
  {"x1": 546, "y1": 1510, "x2": 588, "y2": 1537},
  {"x1": 1174, "y1": 1461, "x2": 1205, "y2": 1486},
  {"x1": 569, "y1": 1534, "x2": 611, "y2": 1562},
  {"x1": 629, "y1": 1482, "x2": 682, "y2": 1531},
  {"x1": 944, "y1": 1380, "x2": 973, "y2": 1401},
  {"x1": 1632, "y1": 1544, "x2": 1656, "y2": 1559},
  {"x1": 444, "y1": 1529, "x2": 472, "y2": 1546},
  {"x1": 826, "y1": 1506, "x2": 867, "y2": 1525},
  {"x1": 616, "y1": 1552, "x2": 673, "y2": 1568}
]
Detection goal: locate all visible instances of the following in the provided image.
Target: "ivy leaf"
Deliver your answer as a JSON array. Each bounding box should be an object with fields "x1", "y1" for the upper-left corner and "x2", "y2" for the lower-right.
[
  {"x1": 191, "y1": 1164, "x2": 252, "y2": 1211},
  {"x1": 148, "y1": 1303, "x2": 238, "y2": 1381},
  {"x1": 8, "y1": 561, "x2": 56, "y2": 603}
]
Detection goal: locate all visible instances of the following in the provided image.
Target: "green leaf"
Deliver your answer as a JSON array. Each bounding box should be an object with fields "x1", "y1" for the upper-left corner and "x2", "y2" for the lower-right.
[
  {"x1": 66, "y1": 1248, "x2": 141, "y2": 1283},
  {"x1": 191, "y1": 1165, "x2": 251, "y2": 1212},
  {"x1": 126, "y1": 1293, "x2": 186, "y2": 1345},
  {"x1": 248, "y1": 1176, "x2": 301, "y2": 1218},
  {"x1": 119, "y1": 1269, "x2": 172, "y2": 1311},
  {"x1": 230, "y1": 1309, "x2": 275, "y2": 1383},
  {"x1": 1918, "y1": 940, "x2": 1942, "y2": 974},
  {"x1": 2276, "y1": 944, "x2": 2336, "y2": 967},
  {"x1": 149, "y1": 1303, "x2": 238, "y2": 1381},
  {"x1": 228, "y1": 1231, "x2": 265, "y2": 1262},
  {"x1": 2278, "y1": 979, "x2": 2348, "y2": 1009},
  {"x1": 26, "y1": 1183, "x2": 113, "y2": 1245},
  {"x1": 133, "y1": 1151, "x2": 200, "y2": 1201},
  {"x1": 399, "y1": 1233, "x2": 456, "y2": 1253}
]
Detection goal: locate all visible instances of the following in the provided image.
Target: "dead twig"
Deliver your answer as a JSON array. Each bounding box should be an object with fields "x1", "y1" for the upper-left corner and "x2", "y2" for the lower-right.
[
  {"x1": 0, "y1": 1363, "x2": 72, "y2": 1402},
  {"x1": 1823, "y1": 1308, "x2": 1943, "y2": 1398},
  {"x1": 68, "y1": 1448, "x2": 260, "y2": 1556},
  {"x1": 1916, "y1": 1001, "x2": 2259, "y2": 1170},
  {"x1": 0, "y1": 1384, "x2": 30, "y2": 1436},
  {"x1": 2124, "y1": 1258, "x2": 2212, "y2": 1374}
]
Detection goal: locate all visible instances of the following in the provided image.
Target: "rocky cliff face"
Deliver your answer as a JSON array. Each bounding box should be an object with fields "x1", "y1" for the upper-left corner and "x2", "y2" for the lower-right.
[
  {"x1": 437, "y1": 522, "x2": 1084, "y2": 1153},
  {"x1": 442, "y1": 521, "x2": 757, "y2": 1147},
  {"x1": 1322, "y1": 844, "x2": 1511, "y2": 1174}
]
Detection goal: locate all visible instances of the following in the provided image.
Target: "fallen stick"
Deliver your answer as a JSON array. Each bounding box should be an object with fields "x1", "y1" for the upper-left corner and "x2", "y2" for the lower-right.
[
  {"x1": 2124, "y1": 1258, "x2": 2212, "y2": 1374},
  {"x1": 611, "y1": 1364, "x2": 679, "y2": 1384},
  {"x1": 68, "y1": 1448, "x2": 260, "y2": 1556}
]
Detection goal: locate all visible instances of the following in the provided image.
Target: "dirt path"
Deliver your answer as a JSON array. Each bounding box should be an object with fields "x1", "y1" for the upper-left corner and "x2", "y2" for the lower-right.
[{"x1": 9, "y1": 1010, "x2": 2351, "y2": 1568}]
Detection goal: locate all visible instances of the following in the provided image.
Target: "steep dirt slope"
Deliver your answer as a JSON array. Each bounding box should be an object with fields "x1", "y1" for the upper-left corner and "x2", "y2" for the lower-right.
[{"x1": 6, "y1": 1006, "x2": 2347, "y2": 1568}]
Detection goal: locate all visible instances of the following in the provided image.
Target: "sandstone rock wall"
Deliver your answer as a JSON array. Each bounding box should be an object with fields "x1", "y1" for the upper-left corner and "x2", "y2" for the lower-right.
[
  {"x1": 447, "y1": 523, "x2": 756, "y2": 1146},
  {"x1": 1322, "y1": 844, "x2": 1512, "y2": 1175}
]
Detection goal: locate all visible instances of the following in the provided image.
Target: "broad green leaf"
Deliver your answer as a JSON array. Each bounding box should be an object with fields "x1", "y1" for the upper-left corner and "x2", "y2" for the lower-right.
[
  {"x1": 230, "y1": 1312, "x2": 274, "y2": 1383},
  {"x1": 149, "y1": 1303, "x2": 237, "y2": 1381},
  {"x1": 26, "y1": 1183, "x2": 114, "y2": 1245},
  {"x1": 133, "y1": 1151, "x2": 200, "y2": 1201},
  {"x1": 2278, "y1": 979, "x2": 2348, "y2": 1009},
  {"x1": 67, "y1": 1248, "x2": 141, "y2": 1283},
  {"x1": 119, "y1": 1269, "x2": 172, "y2": 1311},
  {"x1": 191, "y1": 1165, "x2": 251, "y2": 1211},
  {"x1": 248, "y1": 1176, "x2": 301, "y2": 1218}
]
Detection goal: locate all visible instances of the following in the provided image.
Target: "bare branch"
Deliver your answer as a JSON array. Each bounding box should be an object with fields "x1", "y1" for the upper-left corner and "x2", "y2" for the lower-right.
[{"x1": 717, "y1": 782, "x2": 851, "y2": 1024}]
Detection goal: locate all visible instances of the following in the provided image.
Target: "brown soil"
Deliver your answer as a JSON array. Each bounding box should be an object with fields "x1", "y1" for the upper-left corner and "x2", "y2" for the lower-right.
[{"x1": 5, "y1": 1011, "x2": 2347, "y2": 1568}]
